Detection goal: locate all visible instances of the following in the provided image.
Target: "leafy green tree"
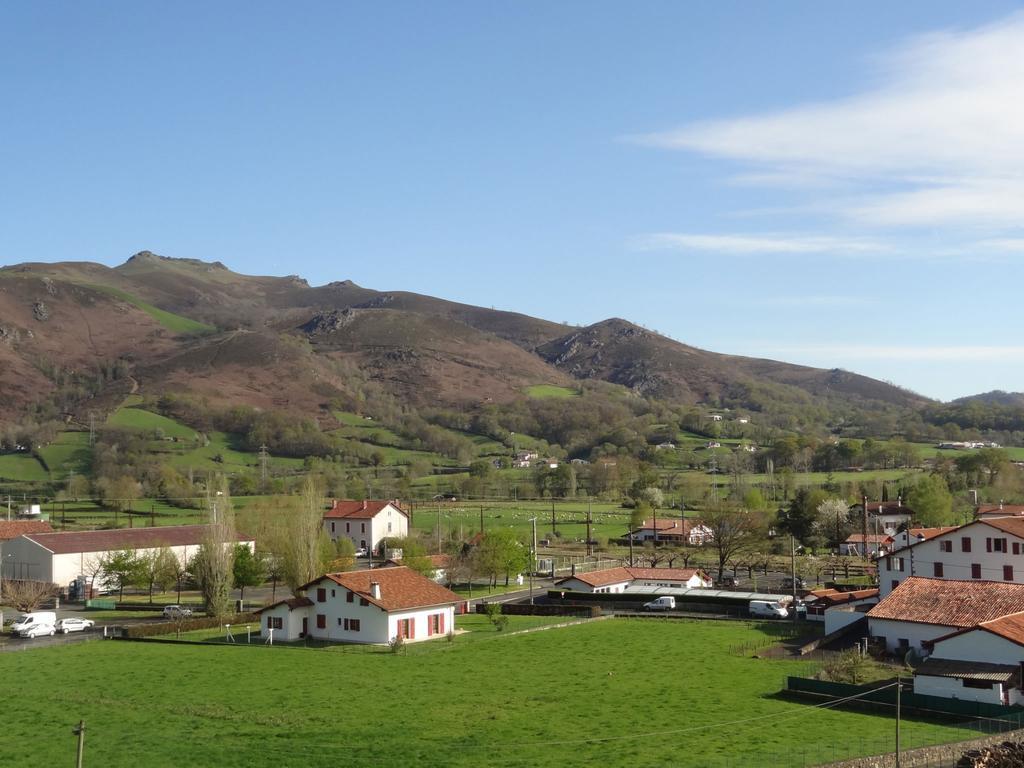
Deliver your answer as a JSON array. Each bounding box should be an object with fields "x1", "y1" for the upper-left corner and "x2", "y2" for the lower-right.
[
  {"x1": 193, "y1": 478, "x2": 236, "y2": 617},
  {"x1": 907, "y1": 474, "x2": 954, "y2": 527},
  {"x1": 134, "y1": 547, "x2": 180, "y2": 603},
  {"x1": 474, "y1": 529, "x2": 529, "y2": 587},
  {"x1": 101, "y1": 549, "x2": 142, "y2": 600},
  {"x1": 232, "y1": 545, "x2": 266, "y2": 602}
]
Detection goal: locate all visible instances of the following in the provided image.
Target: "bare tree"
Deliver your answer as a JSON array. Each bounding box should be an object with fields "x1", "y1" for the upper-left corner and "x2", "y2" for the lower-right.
[
  {"x1": 702, "y1": 503, "x2": 767, "y2": 581},
  {"x1": 3, "y1": 580, "x2": 56, "y2": 612}
]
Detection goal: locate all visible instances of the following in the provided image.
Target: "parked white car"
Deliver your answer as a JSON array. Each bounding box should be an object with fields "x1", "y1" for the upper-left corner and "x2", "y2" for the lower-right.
[
  {"x1": 11, "y1": 611, "x2": 57, "y2": 638},
  {"x1": 749, "y1": 600, "x2": 789, "y2": 619},
  {"x1": 642, "y1": 596, "x2": 676, "y2": 611},
  {"x1": 55, "y1": 618, "x2": 95, "y2": 634},
  {"x1": 162, "y1": 605, "x2": 193, "y2": 619}
]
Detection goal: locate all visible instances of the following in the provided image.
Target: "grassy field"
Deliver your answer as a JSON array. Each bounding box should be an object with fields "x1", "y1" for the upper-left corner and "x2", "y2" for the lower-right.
[
  {"x1": 86, "y1": 284, "x2": 215, "y2": 334},
  {"x1": 107, "y1": 407, "x2": 199, "y2": 439},
  {"x1": 0, "y1": 452, "x2": 49, "y2": 482},
  {"x1": 525, "y1": 384, "x2": 579, "y2": 399},
  {"x1": 0, "y1": 619, "x2": 972, "y2": 767},
  {"x1": 36, "y1": 431, "x2": 92, "y2": 478}
]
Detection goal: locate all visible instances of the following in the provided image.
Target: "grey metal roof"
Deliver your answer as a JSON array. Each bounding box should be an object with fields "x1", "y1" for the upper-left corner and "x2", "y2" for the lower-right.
[
  {"x1": 622, "y1": 585, "x2": 793, "y2": 602},
  {"x1": 914, "y1": 657, "x2": 1019, "y2": 682}
]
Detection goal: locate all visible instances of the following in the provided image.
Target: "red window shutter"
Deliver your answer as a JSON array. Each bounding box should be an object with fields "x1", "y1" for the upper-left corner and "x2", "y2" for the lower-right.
[
  {"x1": 409, "y1": 618, "x2": 415, "y2": 640},
  {"x1": 267, "y1": 616, "x2": 273, "y2": 629},
  {"x1": 972, "y1": 563, "x2": 982, "y2": 579},
  {"x1": 1015, "y1": 543, "x2": 1021, "y2": 555},
  {"x1": 440, "y1": 613, "x2": 445, "y2": 634},
  {"x1": 427, "y1": 616, "x2": 433, "y2": 637},
  {"x1": 1006, "y1": 565, "x2": 1015, "y2": 581},
  {"x1": 933, "y1": 562, "x2": 943, "y2": 577},
  {"x1": 317, "y1": 588, "x2": 326, "y2": 603},
  {"x1": 987, "y1": 538, "x2": 993, "y2": 552},
  {"x1": 963, "y1": 537, "x2": 971, "y2": 552}
]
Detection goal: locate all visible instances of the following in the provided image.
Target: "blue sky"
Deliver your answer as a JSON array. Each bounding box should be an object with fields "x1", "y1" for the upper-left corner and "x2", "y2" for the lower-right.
[{"x1": 2, "y1": 2, "x2": 1022, "y2": 401}]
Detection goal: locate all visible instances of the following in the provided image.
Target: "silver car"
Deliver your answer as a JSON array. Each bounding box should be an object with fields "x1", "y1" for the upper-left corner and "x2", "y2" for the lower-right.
[{"x1": 55, "y1": 618, "x2": 95, "y2": 634}]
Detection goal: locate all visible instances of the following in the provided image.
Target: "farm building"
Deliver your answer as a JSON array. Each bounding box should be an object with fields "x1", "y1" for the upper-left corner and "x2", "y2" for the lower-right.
[
  {"x1": 256, "y1": 566, "x2": 463, "y2": 644},
  {"x1": 555, "y1": 566, "x2": 712, "y2": 594},
  {"x1": 0, "y1": 525, "x2": 255, "y2": 589},
  {"x1": 323, "y1": 499, "x2": 408, "y2": 555}
]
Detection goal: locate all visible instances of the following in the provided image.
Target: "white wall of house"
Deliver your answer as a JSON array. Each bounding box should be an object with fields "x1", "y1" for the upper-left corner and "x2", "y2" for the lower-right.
[
  {"x1": 824, "y1": 607, "x2": 870, "y2": 635},
  {"x1": 930, "y1": 630, "x2": 1024, "y2": 667},
  {"x1": 869, "y1": 617, "x2": 957, "y2": 653},
  {"x1": 260, "y1": 603, "x2": 306, "y2": 642},
  {"x1": 324, "y1": 507, "x2": 409, "y2": 553},
  {"x1": 879, "y1": 524, "x2": 1024, "y2": 597},
  {"x1": 914, "y1": 674, "x2": 1012, "y2": 705},
  {"x1": 556, "y1": 577, "x2": 629, "y2": 594},
  {"x1": 632, "y1": 574, "x2": 710, "y2": 589}
]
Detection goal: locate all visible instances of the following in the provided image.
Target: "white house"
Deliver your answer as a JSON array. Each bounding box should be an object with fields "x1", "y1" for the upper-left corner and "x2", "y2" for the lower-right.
[
  {"x1": 555, "y1": 566, "x2": 712, "y2": 594},
  {"x1": 867, "y1": 577, "x2": 1024, "y2": 654},
  {"x1": 709, "y1": 414, "x2": 723, "y2": 422},
  {"x1": 323, "y1": 499, "x2": 409, "y2": 555},
  {"x1": 0, "y1": 525, "x2": 255, "y2": 590},
  {"x1": 255, "y1": 566, "x2": 463, "y2": 644},
  {"x1": 878, "y1": 517, "x2": 1024, "y2": 597},
  {"x1": 914, "y1": 612, "x2": 1024, "y2": 705},
  {"x1": 625, "y1": 518, "x2": 714, "y2": 546}
]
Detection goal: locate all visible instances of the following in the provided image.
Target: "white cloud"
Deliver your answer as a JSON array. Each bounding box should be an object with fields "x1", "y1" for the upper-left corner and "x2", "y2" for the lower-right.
[
  {"x1": 635, "y1": 12, "x2": 1024, "y2": 228},
  {"x1": 762, "y1": 344, "x2": 1024, "y2": 362},
  {"x1": 633, "y1": 232, "x2": 889, "y2": 255}
]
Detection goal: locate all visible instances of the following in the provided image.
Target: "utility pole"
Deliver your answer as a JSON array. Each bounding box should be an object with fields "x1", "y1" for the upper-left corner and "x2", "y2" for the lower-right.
[
  {"x1": 862, "y1": 493, "x2": 869, "y2": 564},
  {"x1": 479, "y1": 505, "x2": 484, "y2": 535},
  {"x1": 529, "y1": 517, "x2": 537, "y2": 605},
  {"x1": 73, "y1": 720, "x2": 86, "y2": 768},
  {"x1": 258, "y1": 444, "x2": 269, "y2": 488},
  {"x1": 628, "y1": 524, "x2": 635, "y2": 567},
  {"x1": 586, "y1": 499, "x2": 593, "y2": 558},
  {"x1": 790, "y1": 534, "x2": 798, "y2": 624},
  {"x1": 550, "y1": 500, "x2": 556, "y2": 536},
  {"x1": 436, "y1": 502, "x2": 442, "y2": 553},
  {"x1": 895, "y1": 676, "x2": 902, "y2": 767}
]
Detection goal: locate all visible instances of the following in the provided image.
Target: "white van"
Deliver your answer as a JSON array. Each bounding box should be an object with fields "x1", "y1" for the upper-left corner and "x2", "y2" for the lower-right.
[
  {"x1": 749, "y1": 600, "x2": 788, "y2": 619},
  {"x1": 11, "y1": 611, "x2": 57, "y2": 638},
  {"x1": 642, "y1": 596, "x2": 676, "y2": 611}
]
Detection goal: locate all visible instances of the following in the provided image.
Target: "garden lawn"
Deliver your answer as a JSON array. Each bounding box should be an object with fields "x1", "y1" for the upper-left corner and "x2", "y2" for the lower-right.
[
  {"x1": 107, "y1": 407, "x2": 198, "y2": 440},
  {"x1": 1, "y1": 619, "x2": 970, "y2": 768}
]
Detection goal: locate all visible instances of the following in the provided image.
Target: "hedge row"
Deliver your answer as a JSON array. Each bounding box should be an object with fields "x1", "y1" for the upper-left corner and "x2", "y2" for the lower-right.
[
  {"x1": 476, "y1": 603, "x2": 601, "y2": 618},
  {"x1": 120, "y1": 612, "x2": 260, "y2": 638}
]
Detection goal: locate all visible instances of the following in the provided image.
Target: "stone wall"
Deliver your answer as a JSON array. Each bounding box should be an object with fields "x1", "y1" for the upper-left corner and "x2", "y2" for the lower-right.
[{"x1": 817, "y1": 730, "x2": 1024, "y2": 768}]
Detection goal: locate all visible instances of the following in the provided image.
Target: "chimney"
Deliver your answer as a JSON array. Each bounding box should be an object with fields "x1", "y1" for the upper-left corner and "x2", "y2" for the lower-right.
[
  {"x1": 370, "y1": 582, "x2": 381, "y2": 600},
  {"x1": 362, "y1": 500, "x2": 367, "y2": 511}
]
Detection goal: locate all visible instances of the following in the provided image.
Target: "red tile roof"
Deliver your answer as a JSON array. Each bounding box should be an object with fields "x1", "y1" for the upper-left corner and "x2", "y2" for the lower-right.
[
  {"x1": 815, "y1": 588, "x2": 878, "y2": 607},
  {"x1": 556, "y1": 566, "x2": 708, "y2": 588},
  {"x1": 931, "y1": 611, "x2": 1024, "y2": 649},
  {"x1": 977, "y1": 505, "x2": 1024, "y2": 517},
  {"x1": 556, "y1": 566, "x2": 633, "y2": 588},
  {"x1": 318, "y1": 567, "x2": 460, "y2": 611},
  {"x1": 906, "y1": 526, "x2": 959, "y2": 542},
  {"x1": 323, "y1": 499, "x2": 407, "y2": 520},
  {"x1": 0, "y1": 520, "x2": 53, "y2": 541},
  {"x1": 24, "y1": 525, "x2": 253, "y2": 555},
  {"x1": 868, "y1": 577, "x2": 1024, "y2": 628}
]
